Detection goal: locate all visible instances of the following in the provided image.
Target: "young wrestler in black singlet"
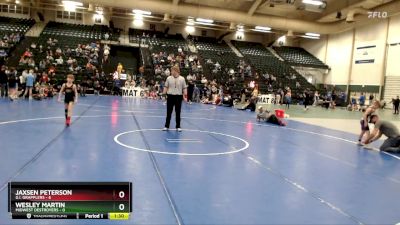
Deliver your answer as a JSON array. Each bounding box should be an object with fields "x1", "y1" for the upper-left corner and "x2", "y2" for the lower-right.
[{"x1": 58, "y1": 74, "x2": 78, "y2": 126}]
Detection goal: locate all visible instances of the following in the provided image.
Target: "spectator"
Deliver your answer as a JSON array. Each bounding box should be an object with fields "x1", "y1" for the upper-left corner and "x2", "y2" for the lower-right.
[
  {"x1": 351, "y1": 93, "x2": 358, "y2": 111},
  {"x1": 7, "y1": 67, "x2": 17, "y2": 100},
  {"x1": 201, "y1": 76, "x2": 207, "y2": 84},
  {"x1": 67, "y1": 57, "x2": 74, "y2": 65},
  {"x1": 187, "y1": 80, "x2": 194, "y2": 104},
  {"x1": 164, "y1": 68, "x2": 170, "y2": 77},
  {"x1": 23, "y1": 69, "x2": 35, "y2": 99},
  {"x1": 19, "y1": 57, "x2": 27, "y2": 65},
  {"x1": 18, "y1": 70, "x2": 26, "y2": 96},
  {"x1": 359, "y1": 93, "x2": 366, "y2": 107},
  {"x1": 39, "y1": 60, "x2": 46, "y2": 69},
  {"x1": 0, "y1": 49, "x2": 7, "y2": 58},
  {"x1": 369, "y1": 93, "x2": 374, "y2": 105},
  {"x1": 55, "y1": 56, "x2": 63, "y2": 65},
  {"x1": 40, "y1": 72, "x2": 49, "y2": 84},
  {"x1": 275, "y1": 89, "x2": 282, "y2": 105},
  {"x1": 193, "y1": 84, "x2": 200, "y2": 103},
  {"x1": 285, "y1": 88, "x2": 292, "y2": 109},
  {"x1": 27, "y1": 58, "x2": 35, "y2": 67},
  {"x1": 186, "y1": 73, "x2": 193, "y2": 81},
  {"x1": 0, "y1": 65, "x2": 8, "y2": 98},
  {"x1": 313, "y1": 91, "x2": 320, "y2": 106},
  {"x1": 391, "y1": 96, "x2": 399, "y2": 114}
]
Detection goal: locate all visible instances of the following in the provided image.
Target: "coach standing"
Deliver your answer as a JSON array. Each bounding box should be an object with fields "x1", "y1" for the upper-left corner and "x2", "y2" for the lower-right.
[{"x1": 163, "y1": 65, "x2": 187, "y2": 132}]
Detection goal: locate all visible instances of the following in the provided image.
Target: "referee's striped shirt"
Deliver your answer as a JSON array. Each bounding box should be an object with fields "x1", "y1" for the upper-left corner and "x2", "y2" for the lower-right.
[{"x1": 165, "y1": 75, "x2": 187, "y2": 95}]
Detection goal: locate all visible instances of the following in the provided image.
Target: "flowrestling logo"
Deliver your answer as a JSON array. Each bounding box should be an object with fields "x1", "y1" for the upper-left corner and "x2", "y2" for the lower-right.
[{"x1": 367, "y1": 11, "x2": 388, "y2": 19}]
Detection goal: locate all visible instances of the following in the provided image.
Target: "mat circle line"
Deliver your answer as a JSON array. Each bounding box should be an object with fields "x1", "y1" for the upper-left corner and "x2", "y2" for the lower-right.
[{"x1": 113, "y1": 128, "x2": 250, "y2": 156}]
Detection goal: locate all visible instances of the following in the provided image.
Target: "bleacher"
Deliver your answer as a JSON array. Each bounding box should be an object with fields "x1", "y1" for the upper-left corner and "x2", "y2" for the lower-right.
[
  {"x1": 129, "y1": 29, "x2": 195, "y2": 80},
  {"x1": 42, "y1": 21, "x2": 119, "y2": 41},
  {"x1": 232, "y1": 40, "x2": 315, "y2": 94},
  {"x1": 129, "y1": 28, "x2": 159, "y2": 44},
  {"x1": 0, "y1": 16, "x2": 34, "y2": 33},
  {"x1": 149, "y1": 34, "x2": 187, "y2": 53},
  {"x1": 0, "y1": 16, "x2": 35, "y2": 60},
  {"x1": 194, "y1": 36, "x2": 241, "y2": 83},
  {"x1": 129, "y1": 29, "x2": 188, "y2": 53},
  {"x1": 273, "y1": 46, "x2": 329, "y2": 69},
  {"x1": 15, "y1": 21, "x2": 116, "y2": 91}
]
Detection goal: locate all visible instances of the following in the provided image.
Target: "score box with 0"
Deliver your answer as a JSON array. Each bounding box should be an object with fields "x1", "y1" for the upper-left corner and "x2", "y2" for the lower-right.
[{"x1": 8, "y1": 182, "x2": 132, "y2": 220}]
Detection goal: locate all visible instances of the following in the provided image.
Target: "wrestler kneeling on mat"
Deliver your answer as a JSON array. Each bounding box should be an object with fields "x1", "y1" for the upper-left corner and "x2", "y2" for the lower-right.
[
  {"x1": 364, "y1": 115, "x2": 400, "y2": 153},
  {"x1": 257, "y1": 106, "x2": 287, "y2": 126}
]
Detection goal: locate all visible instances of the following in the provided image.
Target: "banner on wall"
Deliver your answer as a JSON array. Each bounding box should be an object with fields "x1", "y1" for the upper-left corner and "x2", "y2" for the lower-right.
[
  {"x1": 257, "y1": 94, "x2": 275, "y2": 104},
  {"x1": 121, "y1": 87, "x2": 146, "y2": 97},
  {"x1": 355, "y1": 44, "x2": 376, "y2": 64}
]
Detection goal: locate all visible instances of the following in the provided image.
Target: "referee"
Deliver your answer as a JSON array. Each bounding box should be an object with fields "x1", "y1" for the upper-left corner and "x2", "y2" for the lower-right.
[{"x1": 163, "y1": 65, "x2": 187, "y2": 132}]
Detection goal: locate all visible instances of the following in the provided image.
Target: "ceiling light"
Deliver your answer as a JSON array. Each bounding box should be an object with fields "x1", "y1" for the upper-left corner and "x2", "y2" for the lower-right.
[
  {"x1": 237, "y1": 24, "x2": 244, "y2": 32},
  {"x1": 185, "y1": 25, "x2": 195, "y2": 33},
  {"x1": 132, "y1": 9, "x2": 151, "y2": 15},
  {"x1": 187, "y1": 18, "x2": 195, "y2": 26},
  {"x1": 302, "y1": 0, "x2": 323, "y2": 6},
  {"x1": 133, "y1": 19, "x2": 144, "y2": 27},
  {"x1": 62, "y1": 1, "x2": 83, "y2": 6},
  {"x1": 62, "y1": 1, "x2": 83, "y2": 12},
  {"x1": 94, "y1": 14, "x2": 102, "y2": 19},
  {"x1": 301, "y1": 35, "x2": 320, "y2": 39},
  {"x1": 254, "y1": 26, "x2": 271, "y2": 31},
  {"x1": 195, "y1": 21, "x2": 215, "y2": 26},
  {"x1": 134, "y1": 14, "x2": 143, "y2": 20},
  {"x1": 305, "y1": 32, "x2": 320, "y2": 37},
  {"x1": 251, "y1": 29, "x2": 272, "y2": 33},
  {"x1": 196, "y1": 18, "x2": 213, "y2": 23}
]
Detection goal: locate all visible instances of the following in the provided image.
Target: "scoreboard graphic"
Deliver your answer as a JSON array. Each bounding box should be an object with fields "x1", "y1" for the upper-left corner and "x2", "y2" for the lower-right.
[{"x1": 8, "y1": 182, "x2": 132, "y2": 220}]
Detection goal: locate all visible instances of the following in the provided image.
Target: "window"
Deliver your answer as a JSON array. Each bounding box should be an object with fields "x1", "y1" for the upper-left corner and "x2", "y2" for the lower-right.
[
  {"x1": 56, "y1": 10, "x2": 83, "y2": 21},
  {"x1": 1, "y1": 5, "x2": 8, "y2": 12},
  {"x1": 22, "y1": 7, "x2": 28, "y2": 14},
  {"x1": 0, "y1": 4, "x2": 29, "y2": 15},
  {"x1": 1, "y1": 5, "x2": 8, "y2": 13},
  {"x1": 9, "y1": 5, "x2": 16, "y2": 13},
  {"x1": 15, "y1": 5, "x2": 22, "y2": 14},
  {"x1": 76, "y1": 13, "x2": 82, "y2": 20}
]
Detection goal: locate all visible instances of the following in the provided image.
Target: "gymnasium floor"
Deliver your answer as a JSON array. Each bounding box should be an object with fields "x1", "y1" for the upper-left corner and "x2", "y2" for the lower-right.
[{"x1": 0, "y1": 96, "x2": 399, "y2": 225}]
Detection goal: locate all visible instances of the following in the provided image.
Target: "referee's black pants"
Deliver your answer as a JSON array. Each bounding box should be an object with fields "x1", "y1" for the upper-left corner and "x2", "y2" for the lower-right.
[{"x1": 165, "y1": 94, "x2": 183, "y2": 128}]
